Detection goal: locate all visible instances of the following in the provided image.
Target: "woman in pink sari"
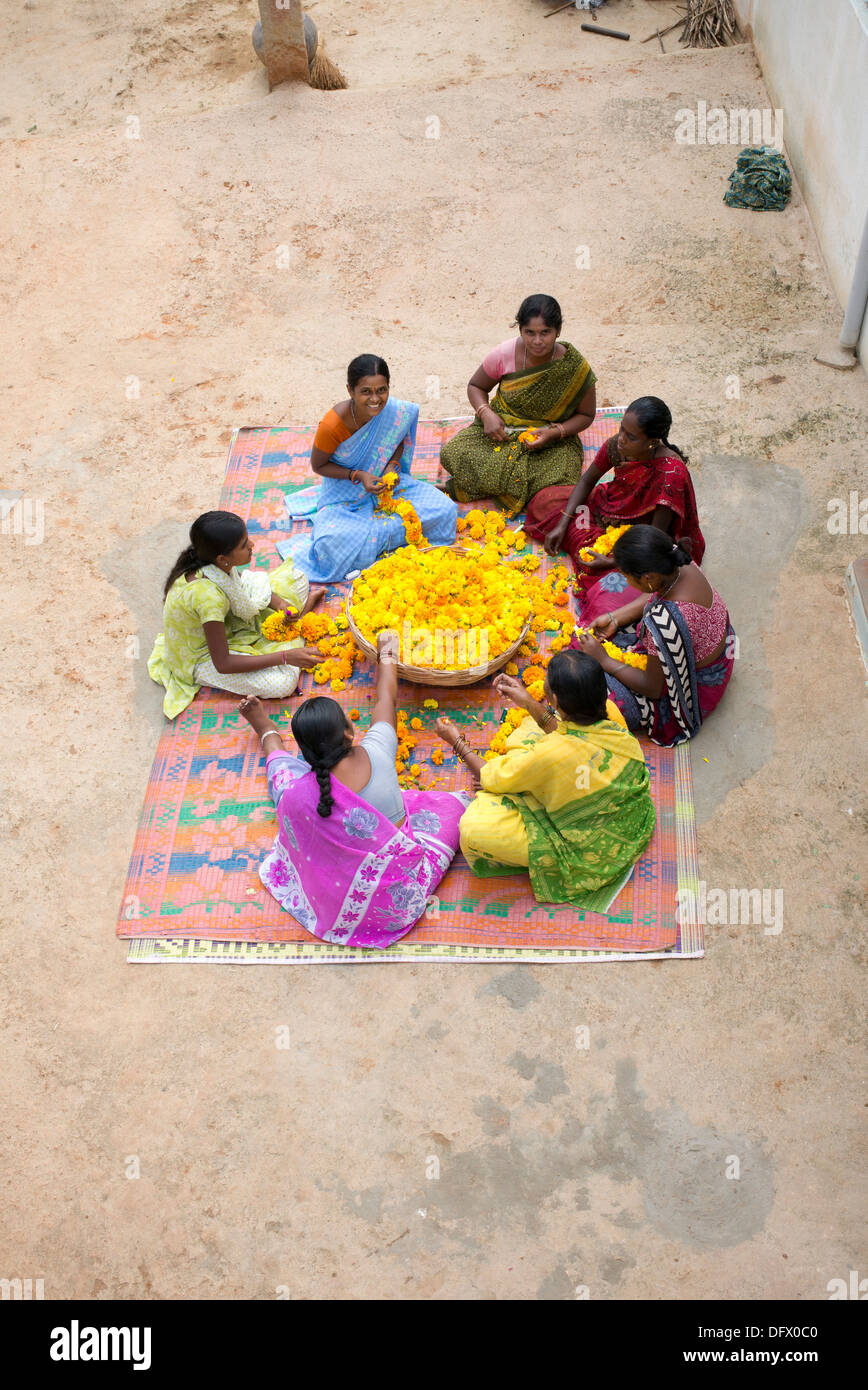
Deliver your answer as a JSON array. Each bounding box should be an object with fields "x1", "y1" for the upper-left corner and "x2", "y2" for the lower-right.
[{"x1": 238, "y1": 632, "x2": 468, "y2": 948}]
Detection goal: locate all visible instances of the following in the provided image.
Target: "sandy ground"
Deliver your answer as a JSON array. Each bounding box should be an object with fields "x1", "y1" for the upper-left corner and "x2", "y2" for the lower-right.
[{"x1": 1, "y1": 0, "x2": 866, "y2": 1300}]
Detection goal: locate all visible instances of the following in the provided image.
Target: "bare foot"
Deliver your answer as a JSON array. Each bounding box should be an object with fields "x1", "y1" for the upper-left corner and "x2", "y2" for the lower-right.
[
  {"x1": 238, "y1": 695, "x2": 279, "y2": 738},
  {"x1": 299, "y1": 584, "x2": 327, "y2": 616}
]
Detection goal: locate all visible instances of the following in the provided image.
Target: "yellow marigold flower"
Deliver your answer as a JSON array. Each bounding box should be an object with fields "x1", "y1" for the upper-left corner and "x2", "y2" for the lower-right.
[
  {"x1": 579, "y1": 523, "x2": 631, "y2": 562},
  {"x1": 348, "y1": 708, "x2": 361, "y2": 720},
  {"x1": 505, "y1": 661, "x2": 519, "y2": 676},
  {"x1": 423, "y1": 698, "x2": 438, "y2": 709},
  {"x1": 410, "y1": 717, "x2": 423, "y2": 730},
  {"x1": 513, "y1": 531, "x2": 526, "y2": 548},
  {"x1": 431, "y1": 747, "x2": 444, "y2": 765}
]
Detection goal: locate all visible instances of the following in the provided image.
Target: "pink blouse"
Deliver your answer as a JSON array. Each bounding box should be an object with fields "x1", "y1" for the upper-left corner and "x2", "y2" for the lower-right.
[
  {"x1": 481, "y1": 337, "x2": 520, "y2": 380},
  {"x1": 639, "y1": 585, "x2": 729, "y2": 663}
]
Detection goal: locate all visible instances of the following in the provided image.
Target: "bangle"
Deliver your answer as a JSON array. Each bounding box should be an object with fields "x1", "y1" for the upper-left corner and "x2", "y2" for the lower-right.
[
  {"x1": 556, "y1": 423, "x2": 566, "y2": 439},
  {"x1": 474, "y1": 404, "x2": 491, "y2": 418},
  {"x1": 349, "y1": 469, "x2": 361, "y2": 485},
  {"x1": 261, "y1": 729, "x2": 282, "y2": 746}
]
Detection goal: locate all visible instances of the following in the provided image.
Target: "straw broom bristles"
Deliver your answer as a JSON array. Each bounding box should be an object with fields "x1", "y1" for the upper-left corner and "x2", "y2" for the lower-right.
[{"x1": 309, "y1": 35, "x2": 347, "y2": 91}]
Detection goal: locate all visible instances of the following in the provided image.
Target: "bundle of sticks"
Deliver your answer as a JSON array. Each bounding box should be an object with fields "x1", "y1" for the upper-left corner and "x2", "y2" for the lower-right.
[
  {"x1": 641, "y1": 1, "x2": 739, "y2": 49},
  {"x1": 679, "y1": 0, "x2": 739, "y2": 48}
]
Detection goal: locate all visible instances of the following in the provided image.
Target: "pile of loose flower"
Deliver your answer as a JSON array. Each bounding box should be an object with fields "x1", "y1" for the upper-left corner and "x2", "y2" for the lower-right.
[
  {"x1": 262, "y1": 500, "x2": 620, "y2": 785},
  {"x1": 348, "y1": 542, "x2": 536, "y2": 671}
]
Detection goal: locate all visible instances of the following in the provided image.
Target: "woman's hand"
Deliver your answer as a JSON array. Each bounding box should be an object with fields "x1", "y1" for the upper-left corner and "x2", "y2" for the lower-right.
[
  {"x1": 360, "y1": 471, "x2": 388, "y2": 495},
  {"x1": 524, "y1": 427, "x2": 556, "y2": 452},
  {"x1": 544, "y1": 517, "x2": 569, "y2": 556},
  {"x1": 274, "y1": 597, "x2": 299, "y2": 619},
  {"x1": 434, "y1": 716, "x2": 461, "y2": 748},
  {"x1": 377, "y1": 630, "x2": 399, "y2": 665},
  {"x1": 283, "y1": 646, "x2": 321, "y2": 670},
  {"x1": 591, "y1": 612, "x2": 618, "y2": 640},
  {"x1": 481, "y1": 408, "x2": 508, "y2": 444},
  {"x1": 492, "y1": 674, "x2": 531, "y2": 709},
  {"x1": 582, "y1": 553, "x2": 616, "y2": 573},
  {"x1": 575, "y1": 632, "x2": 607, "y2": 664}
]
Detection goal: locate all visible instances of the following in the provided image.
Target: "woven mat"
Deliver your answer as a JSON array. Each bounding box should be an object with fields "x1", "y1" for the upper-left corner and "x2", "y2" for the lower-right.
[{"x1": 120, "y1": 413, "x2": 703, "y2": 962}]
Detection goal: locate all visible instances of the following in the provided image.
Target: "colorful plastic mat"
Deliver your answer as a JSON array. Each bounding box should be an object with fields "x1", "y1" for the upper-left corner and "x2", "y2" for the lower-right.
[{"x1": 119, "y1": 413, "x2": 703, "y2": 962}]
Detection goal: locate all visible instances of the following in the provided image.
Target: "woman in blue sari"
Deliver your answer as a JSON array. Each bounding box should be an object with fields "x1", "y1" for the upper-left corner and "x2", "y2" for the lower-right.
[{"x1": 285, "y1": 355, "x2": 457, "y2": 582}]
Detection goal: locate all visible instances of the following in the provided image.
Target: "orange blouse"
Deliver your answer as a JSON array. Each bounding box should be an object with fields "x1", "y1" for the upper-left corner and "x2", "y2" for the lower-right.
[{"x1": 313, "y1": 408, "x2": 352, "y2": 458}]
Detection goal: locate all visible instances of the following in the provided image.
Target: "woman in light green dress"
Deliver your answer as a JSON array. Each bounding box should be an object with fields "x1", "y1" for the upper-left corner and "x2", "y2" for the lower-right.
[{"x1": 148, "y1": 511, "x2": 324, "y2": 718}]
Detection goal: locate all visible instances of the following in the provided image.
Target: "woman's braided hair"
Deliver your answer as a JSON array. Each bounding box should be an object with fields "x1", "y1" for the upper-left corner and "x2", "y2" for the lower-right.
[{"x1": 291, "y1": 697, "x2": 351, "y2": 818}]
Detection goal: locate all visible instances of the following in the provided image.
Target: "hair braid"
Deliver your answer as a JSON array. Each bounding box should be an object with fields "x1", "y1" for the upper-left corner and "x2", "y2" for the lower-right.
[
  {"x1": 313, "y1": 765, "x2": 334, "y2": 818},
  {"x1": 291, "y1": 697, "x2": 352, "y2": 819}
]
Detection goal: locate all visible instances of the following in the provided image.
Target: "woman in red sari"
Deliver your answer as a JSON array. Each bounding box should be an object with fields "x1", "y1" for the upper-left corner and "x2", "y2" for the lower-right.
[{"x1": 525, "y1": 397, "x2": 705, "y2": 626}]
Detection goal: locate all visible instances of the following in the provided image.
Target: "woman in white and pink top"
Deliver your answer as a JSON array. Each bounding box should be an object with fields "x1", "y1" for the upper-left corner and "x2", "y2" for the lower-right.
[{"x1": 439, "y1": 294, "x2": 597, "y2": 517}]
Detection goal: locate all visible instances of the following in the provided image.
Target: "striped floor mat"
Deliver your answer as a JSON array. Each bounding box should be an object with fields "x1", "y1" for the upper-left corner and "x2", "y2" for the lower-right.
[{"x1": 121, "y1": 414, "x2": 703, "y2": 963}]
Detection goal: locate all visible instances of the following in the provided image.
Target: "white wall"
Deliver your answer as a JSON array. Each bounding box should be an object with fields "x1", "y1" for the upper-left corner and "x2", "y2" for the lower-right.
[{"x1": 733, "y1": 0, "x2": 868, "y2": 361}]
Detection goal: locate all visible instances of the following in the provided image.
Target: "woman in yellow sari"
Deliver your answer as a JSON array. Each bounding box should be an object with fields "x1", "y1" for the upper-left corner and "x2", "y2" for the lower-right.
[
  {"x1": 434, "y1": 651, "x2": 655, "y2": 913},
  {"x1": 439, "y1": 294, "x2": 597, "y2": 517}
]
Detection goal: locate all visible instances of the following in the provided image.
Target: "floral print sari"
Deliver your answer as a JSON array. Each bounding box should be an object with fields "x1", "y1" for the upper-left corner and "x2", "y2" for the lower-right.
[{"x1": 259, "y1": 749, "x2": 468, "y2": 948}]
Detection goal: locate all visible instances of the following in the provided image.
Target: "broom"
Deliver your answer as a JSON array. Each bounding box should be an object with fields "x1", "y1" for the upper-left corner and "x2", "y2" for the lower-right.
[{"x1": 309, "y1": 34, "x2": 347, "y2": 91}]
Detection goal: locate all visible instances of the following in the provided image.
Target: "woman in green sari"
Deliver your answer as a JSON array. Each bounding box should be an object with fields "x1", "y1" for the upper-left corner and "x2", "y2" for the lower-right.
[
  {"x1": 439, "y1": 294, "x2": 597, "y2": 517},
  {"x1": 433, "y1": 652, "x2": 655, "y2": 913}
]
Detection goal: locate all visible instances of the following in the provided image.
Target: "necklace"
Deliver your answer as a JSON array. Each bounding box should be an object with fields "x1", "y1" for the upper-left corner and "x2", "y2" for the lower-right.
[
  {"x1": 350, "y1": 399, "x2": 358, "y2": 429},
  {"x1": 658, "y1": 570, "x2": 681, "y2": 598},
  {"x1": 523, "y1": 340, "x2": 555, "y2": 370}
]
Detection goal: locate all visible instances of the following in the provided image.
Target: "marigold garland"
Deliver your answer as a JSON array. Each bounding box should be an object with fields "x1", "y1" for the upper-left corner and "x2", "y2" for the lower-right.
[
  {"x1": 375, "y1": 470, "x2": 427, "y2": 546},
  {"x1": 573, "y1": 625, "x2": 648, "y2": 670},
  {"x1": 578, "y1": 523, "x2": 632, "y2": 564},
  {"x1": 484, "y1": 706, "x2": 527, "y2": 760}
]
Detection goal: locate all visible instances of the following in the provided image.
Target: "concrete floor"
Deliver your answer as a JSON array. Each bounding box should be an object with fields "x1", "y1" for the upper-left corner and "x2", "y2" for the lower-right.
[{"x1": 1, "y1": 0, "x2": 866, "y2": 1299}]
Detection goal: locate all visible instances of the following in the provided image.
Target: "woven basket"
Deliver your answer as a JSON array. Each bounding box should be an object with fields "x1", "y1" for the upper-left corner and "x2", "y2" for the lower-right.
[{"x1": 345, "y1": 546, "x2": 533, "y2": 687}]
